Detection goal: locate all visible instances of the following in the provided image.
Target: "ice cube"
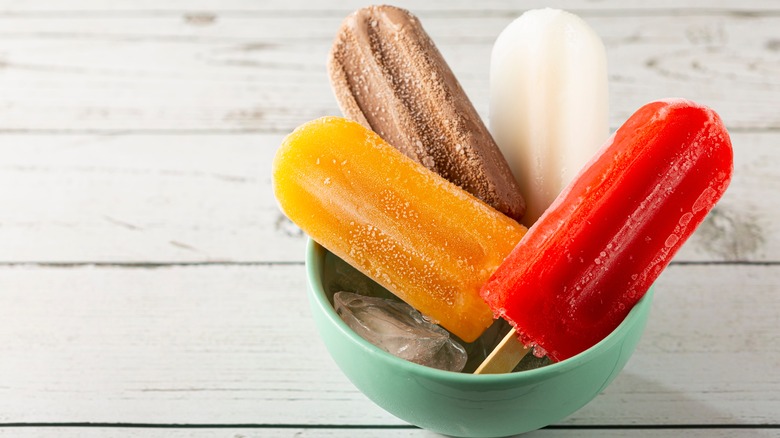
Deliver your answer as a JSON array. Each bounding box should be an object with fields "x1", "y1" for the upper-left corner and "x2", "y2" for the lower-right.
[{"x1": 333, "y1": 291, "x2": 467, "y2": 372}]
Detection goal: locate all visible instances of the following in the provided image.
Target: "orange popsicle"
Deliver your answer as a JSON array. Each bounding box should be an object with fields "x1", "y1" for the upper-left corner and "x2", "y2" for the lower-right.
[{"x1": 273, "y1": 117, "x2": 527, "y2": 342}]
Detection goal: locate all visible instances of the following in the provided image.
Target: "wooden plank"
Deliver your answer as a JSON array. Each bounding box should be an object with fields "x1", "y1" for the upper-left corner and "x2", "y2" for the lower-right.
[
  {"x1": 0, "y1": 133, "x2": 294, "y2": 263},
  {"x1": 0, "y1": 264, "x2": 394, "y2": 425},
  {"x1": 0, "y1": 2, "x2": 774, "y2": 436},
  {"x1": 0, "y1": 14, "x2": 776, "y2": 132},
  {"x1": 0, "y1": 132, "x2": 774, "y2": 263},
  {"x1": 0, "y1": 264, "x2": 777, "y2": 425}
]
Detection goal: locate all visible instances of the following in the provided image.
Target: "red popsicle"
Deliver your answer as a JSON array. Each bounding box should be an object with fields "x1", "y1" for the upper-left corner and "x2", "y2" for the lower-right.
[{"x1": 480, "y1": 99, "x2": 733, "y2": 362}]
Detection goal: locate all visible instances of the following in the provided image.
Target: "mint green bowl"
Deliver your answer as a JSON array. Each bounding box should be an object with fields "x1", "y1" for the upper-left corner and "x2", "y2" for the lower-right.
[{"x1": 306, "y1": 240, "x2": 652, "y2": 437}]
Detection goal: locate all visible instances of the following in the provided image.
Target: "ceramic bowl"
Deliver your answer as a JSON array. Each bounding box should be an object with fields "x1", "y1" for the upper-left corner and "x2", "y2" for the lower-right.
[{"x1": 306, "y1": 240, "x2": 652, "y2": 438}]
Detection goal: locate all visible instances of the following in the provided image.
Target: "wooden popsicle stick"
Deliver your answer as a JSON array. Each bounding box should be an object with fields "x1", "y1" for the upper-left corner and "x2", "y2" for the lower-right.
[{"x1": 473, "y1": 328, "x2": 531, "y2": 374}]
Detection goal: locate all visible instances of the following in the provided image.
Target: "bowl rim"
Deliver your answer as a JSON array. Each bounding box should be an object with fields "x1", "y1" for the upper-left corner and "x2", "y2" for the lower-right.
[{"x1": 306, "y1": 238, "x2": 653, "y2": 383}]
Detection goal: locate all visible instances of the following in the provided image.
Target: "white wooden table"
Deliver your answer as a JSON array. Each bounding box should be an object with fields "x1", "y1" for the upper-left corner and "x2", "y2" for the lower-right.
[{"x1": 1, "y1": 1, "x2": 778, "y2": 437}]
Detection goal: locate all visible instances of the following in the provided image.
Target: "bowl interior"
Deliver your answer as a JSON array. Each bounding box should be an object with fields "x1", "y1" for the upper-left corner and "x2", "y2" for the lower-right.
[{"x1": 305, "y1": 239, "x2": 653, "y2": 437}]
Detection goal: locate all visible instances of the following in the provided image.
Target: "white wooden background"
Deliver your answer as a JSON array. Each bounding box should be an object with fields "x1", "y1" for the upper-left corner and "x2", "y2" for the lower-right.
[{"x1": 0, "y1": 1, "x2": 778, "y2": 437}]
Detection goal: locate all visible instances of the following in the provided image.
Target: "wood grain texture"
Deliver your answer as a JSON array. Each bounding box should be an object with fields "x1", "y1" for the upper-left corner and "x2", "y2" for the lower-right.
[
  {"x1": 0, "y1": 12, "x2": 776, "y2": 132},
  {"x1": 0, "y1": 132, "x2": 774, "y2": 263},
  {"x1": 0, "y1": 1, "x2": 776, "y2": 436},
  {"x1": 0, "y1": 265, "x2": 777, "y2": 426},
  {"x1": 0, "y1": 134, "x2": 288, "y2": 263}
]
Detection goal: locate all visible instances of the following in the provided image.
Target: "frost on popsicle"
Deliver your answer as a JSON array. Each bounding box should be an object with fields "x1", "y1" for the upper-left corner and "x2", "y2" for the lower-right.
[
  {"x1": 481, "y1": 99, "x2": 733, "y2": 362},
  {"x1": 273, "y1": 116, "x2": 525, "y2": 342},
  {"x1": 334, "y1": 291, "x2": 467, "y2": 372},
  {"x1": 328, "y1": 5, "x2": 526, "y2": 222}
]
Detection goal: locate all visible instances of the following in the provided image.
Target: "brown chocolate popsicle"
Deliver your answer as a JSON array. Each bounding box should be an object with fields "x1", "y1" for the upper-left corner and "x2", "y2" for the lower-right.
[{"x1": 328, "y1": 5, "x2": 526, "y2": 221}]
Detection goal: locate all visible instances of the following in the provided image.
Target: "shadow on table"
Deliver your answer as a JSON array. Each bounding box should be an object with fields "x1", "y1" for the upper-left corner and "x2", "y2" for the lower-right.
[
  {"x1": 519, "y1": 371, "x2": 731, "y2": 437},
  {"x1": 414, "y1": 370, "x2": 730, "y2": 437}
]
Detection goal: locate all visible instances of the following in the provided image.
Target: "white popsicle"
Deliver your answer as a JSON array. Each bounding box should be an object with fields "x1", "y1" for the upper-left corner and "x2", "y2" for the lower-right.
[{"x1": 490, "y1": 8, "x2": 609, "y2": 226}]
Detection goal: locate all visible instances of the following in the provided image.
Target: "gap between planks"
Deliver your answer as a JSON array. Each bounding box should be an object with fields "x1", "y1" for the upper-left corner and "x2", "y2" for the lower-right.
[
  {"x1": 0, "y1": 261, "x2": 775, "y2": 268},
  {"x1": 0, "y1": 126, "x2": 775, "y2": 135}
]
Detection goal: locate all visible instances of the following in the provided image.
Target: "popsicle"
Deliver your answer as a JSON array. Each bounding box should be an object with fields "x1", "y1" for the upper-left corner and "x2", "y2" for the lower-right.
[
  {"x1": 490, "y1": 8, "x2": 609, "y2": 226},
  {"x1": 273, "y1": 116, "x2": 527, "y2": 342},
  {"x1": 481, "y1": 99, "x2": 733, "y2": 362},
  {"x1": 328, "y1": 5, "x2": 526, "y2": 222}
]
